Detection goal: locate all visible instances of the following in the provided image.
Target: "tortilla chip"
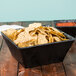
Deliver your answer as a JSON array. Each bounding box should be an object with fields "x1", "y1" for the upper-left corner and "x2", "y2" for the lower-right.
[
  {"x1": 17, "y1": 29, "x2": 24, "y2": 34},
  {"x1": 36, "y1": 28, "x2": 47, "y2": 35},
  {"x1": 29, "y1": 30, "x2": 37, "y2": 36},
  {"x1": 18, "y1": 39, "x2": 36, "y2": 47},
  {"x1": 18, "y1": 42, "x2": 29, "y2": 47},
  {"x1": 49, "y1": 35, "x2": 54, "y2": 43},
  {"x1": 2, "y1": 28, "x2": 18, "y2": 41},
  {"x1": 38, "y1": 33, "x2": 48, "y2": 45},
  {"x1": 58, "y1": 36, "x2": 68, "y2": 41},
  {"x1": 29, "y1": 23, "x2": 42, "y2": 28},
  {"x1": 53, "y1": 36, "x2": 61, "y2": 42},
  {"x1": 49, "y1": 27, "x2": 66, "y2": 37},
  {"x1": 14, "y1": 31, "x2": 37, "y2": 45},
  {"x1": 24, "y1": 23, "x2": 42, "y2": 33}
]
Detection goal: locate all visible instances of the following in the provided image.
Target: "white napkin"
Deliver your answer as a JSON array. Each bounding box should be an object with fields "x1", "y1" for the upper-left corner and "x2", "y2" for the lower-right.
[{"x1": 0, "y1": 25, "x2": 24, "y2": 35}]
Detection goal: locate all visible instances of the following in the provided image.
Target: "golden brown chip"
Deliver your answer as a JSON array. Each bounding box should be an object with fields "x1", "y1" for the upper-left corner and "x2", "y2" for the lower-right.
[
  {"x1": 17, "y1": 29, "x2": 24, "y2": 34},
  {"x1": 2, "y1": 28, "x2": 18, "y2": 41},
  {"x1": 18, "y1": 39, "x2": 36, "y2": 48},
  {"x1": 56, "y1": 32, "x2": 66, "y2": 38},
  {"x1": 58, "y1": 36, "x2": 68, "y2": 41},
  {"x1": 29, "y1": 26, "x2": 48, "y2": 36},
  {"x1": 14, "y1": 31, "x2": 37, "y2": 45},
  {"x1": 29, "y1": 23, "x2": 42, "y2": 28},
  {"x1": 24, "y1": 23, "x2": 42, "y2": 33},
  {"x1": 14, "y1": 32, "x2": 26, "y2": 44},
  {"x1": 18, "y1": 42, "x2": 29, "y2": 47},
  {"x1": 38, "y1": 33, "x2": 48, "y2": 45},
  {"x1": 36, "y1": 28, "x2": 47, "y2": 35},
  {"x1": 53, "y1": 36, "x2": 61, "y2": 42},
  {"x1": 49, "y1": 30, "x2": 57, "y2": 36},
  {"x1": 29, "y1": 30, "x2": 37, "y2": 36},
  {"x1": 49, "y1": 35, "x2": 54, "y2": 43},
  {"x1": 49, "y1": 27, "x2": 66, "y2": 38}
]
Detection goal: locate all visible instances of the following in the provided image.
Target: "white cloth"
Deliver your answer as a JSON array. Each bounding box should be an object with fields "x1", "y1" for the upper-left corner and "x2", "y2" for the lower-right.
[{"x1": 0, "y1": 25, "x2": 24, "y2": 35}]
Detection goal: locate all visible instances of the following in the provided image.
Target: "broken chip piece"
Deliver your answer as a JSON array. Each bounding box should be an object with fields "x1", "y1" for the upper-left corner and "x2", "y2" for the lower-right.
[{"x1": 38, "y1": 33, "x2": 48, "y2": 45}]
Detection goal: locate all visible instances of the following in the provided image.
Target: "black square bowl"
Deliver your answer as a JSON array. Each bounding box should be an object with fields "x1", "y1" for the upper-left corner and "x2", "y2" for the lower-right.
[
  {"x1": 53, "y1": 19, "x2": 76, "y2": 37},
  {"x1": 1, "y1": 30, "x2": 75, "y2": 68}
]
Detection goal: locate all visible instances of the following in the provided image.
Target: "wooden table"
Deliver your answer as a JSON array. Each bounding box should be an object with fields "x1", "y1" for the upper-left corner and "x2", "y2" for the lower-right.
[{"x1": 0, "y1": 35, "x2": 76, "y2": 76}]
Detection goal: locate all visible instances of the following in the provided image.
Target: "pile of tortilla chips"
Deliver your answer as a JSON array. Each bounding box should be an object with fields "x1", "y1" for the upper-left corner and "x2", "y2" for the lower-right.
[{"x1": 2, "y1": 23, "x2": 68, "y2": 48}]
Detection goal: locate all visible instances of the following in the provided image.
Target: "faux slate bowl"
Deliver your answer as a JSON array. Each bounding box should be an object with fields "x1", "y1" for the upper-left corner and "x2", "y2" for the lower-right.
[
  {"x1": 56, "y1": 26, "x2": 76, "y2": 37},
  {"x1": 1, "y1": 29, "x2": 75, "y2": 68},
  {"x1": 53, "y1": 19, "x2": 76, "y2": 37}
]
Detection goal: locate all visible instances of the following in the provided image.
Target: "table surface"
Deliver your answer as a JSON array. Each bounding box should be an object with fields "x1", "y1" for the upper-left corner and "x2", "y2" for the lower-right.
[
  {"x1": 0, "y1": 22, "x2": 76, "y2": 76},
  {"x1": 0, "y1": 36, "x2": 76, "y2": 76}
]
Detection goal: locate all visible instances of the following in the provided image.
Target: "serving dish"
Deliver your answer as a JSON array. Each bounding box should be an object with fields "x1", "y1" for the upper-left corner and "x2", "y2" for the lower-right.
[{"x1": 1, "y1": 28, "x2": 75, "y2": 68}]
